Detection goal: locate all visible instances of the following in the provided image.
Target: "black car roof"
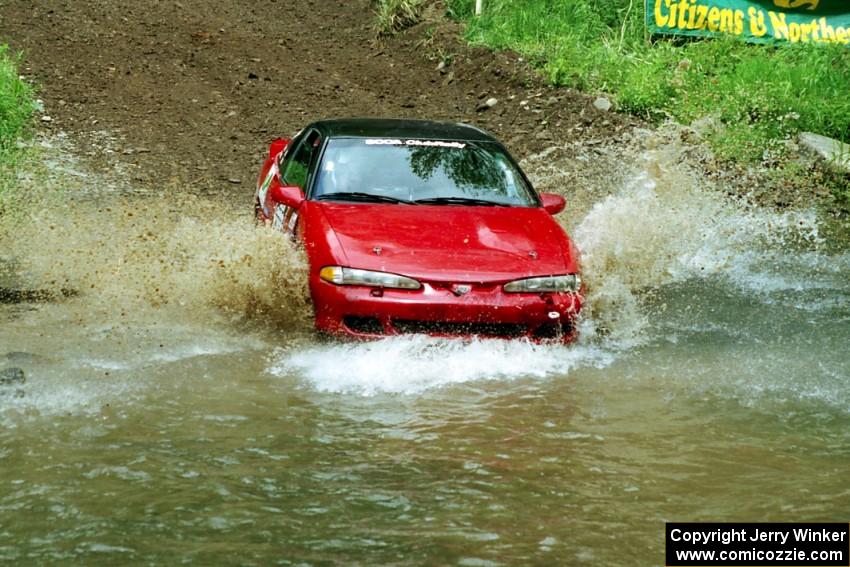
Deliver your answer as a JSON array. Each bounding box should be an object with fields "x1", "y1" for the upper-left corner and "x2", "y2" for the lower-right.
[{"x1": 310, "y1": 118, "x2": 497, "y2": 142}]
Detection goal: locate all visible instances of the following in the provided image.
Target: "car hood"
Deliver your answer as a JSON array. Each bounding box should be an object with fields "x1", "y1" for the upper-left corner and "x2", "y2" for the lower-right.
[{"x1": 317, "y1": 203, "x2": 573, "y2": 282}]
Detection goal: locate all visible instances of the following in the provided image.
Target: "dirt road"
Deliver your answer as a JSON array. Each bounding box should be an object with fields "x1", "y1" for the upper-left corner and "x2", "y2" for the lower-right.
[{"x1": 0, "y1": 0, "x2": 635, "y2": 201}]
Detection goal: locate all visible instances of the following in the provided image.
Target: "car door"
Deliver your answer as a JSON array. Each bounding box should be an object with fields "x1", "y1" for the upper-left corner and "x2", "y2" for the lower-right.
[{"x1": 270, "y1": 129, "x2": 322, "y2": 235}]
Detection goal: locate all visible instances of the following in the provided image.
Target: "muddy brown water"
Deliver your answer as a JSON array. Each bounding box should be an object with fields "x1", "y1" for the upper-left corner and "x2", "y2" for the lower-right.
[{"x1": 1, "y1": 135, "x2": 849, "y2": 565}]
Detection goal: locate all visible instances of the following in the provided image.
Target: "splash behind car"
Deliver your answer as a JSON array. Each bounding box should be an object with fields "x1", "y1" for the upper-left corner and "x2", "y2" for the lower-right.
[{"x1": 255, "y1": 118, "x2": 583, "y2": 342}]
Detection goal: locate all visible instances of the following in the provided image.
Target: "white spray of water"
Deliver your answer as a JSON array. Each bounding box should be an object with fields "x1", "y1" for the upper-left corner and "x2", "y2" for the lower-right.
[
  {"x1": 270, "y1": 335, "x2": 615, "y2": 395},
  {"x1": 571, "y1": 143, "x2": 820, "y2": 344}
]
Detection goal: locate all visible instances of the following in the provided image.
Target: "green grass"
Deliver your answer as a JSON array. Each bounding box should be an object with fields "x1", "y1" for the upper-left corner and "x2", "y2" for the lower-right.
[
  {"x1": 0, "y1": 44, "x2": 36, "y2": 215},
  {"x1": 0, "y1": 45, "x2": 33, "y2": 149},
  {"x1": 446, "y1": 0, "x2": 850, "y2": 166}
]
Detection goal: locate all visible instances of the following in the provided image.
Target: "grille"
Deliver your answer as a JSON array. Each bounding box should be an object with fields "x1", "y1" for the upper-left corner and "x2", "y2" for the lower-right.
[
  {"x1": 532, "y1": 321, "x2": 573, "y2": 340},
  {"x1": 343, "y1": 316, "x2": 384, "y2": 335},
  {"x1": 392, "y1": 320, "x2": 527, "y2": 338}
]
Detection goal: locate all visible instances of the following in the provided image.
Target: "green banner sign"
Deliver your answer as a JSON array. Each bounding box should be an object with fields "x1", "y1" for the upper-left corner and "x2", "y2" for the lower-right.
[{"x1": 646, "y1": 0, "x2": 850, "y2": 45}]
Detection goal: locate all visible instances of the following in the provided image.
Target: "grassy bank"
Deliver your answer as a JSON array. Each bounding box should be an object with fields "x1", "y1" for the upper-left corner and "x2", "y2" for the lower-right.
[
  {"x1": 0, "y1": 44, "x2": 35, "y2": 214},
  {"x1": 438, "y1": 0, "x2": 850, "y2": 211},
  {"x1": 447, "y1": 1, "x2": 848, "y2": 160}
]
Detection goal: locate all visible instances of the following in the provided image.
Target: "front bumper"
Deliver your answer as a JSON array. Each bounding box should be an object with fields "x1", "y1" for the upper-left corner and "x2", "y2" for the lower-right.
[{"x1": 311, "y1": 278, "x2": 583, "y2": 343}]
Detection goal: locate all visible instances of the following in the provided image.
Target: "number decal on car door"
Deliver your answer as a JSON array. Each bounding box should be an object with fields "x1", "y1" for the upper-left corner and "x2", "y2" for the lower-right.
[
  {"x1": 257, "y1": 169, "x2": 275, "y2": 215},
  {"x1": 272, "y1": 205, "x2": 298, "y2": 236},
  {"x1": 272, "y1": 204, "x2": 287, "y2": 231}
]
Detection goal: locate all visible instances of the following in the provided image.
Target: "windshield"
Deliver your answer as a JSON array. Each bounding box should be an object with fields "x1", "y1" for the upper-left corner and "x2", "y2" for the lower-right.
[{"x1": 312, "y1": 138, "x2": 538, "y2": 206}]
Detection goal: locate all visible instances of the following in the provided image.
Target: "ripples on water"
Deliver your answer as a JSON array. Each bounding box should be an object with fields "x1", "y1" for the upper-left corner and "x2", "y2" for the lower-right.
[{"x1": 1, "y1": 133, "x2": 848, "y2": 563}]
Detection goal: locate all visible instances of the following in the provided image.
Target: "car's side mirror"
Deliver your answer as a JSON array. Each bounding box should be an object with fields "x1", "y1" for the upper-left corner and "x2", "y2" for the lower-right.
[
  {"x1": 269, "y1": 185, "x2": 305, "y2": 209},
  {"x1": 269, "y1": 138, "x2": 291, "y2": 159},
  {"x1": 540, "y1": 193, "x2": 566, "y2": 215}
]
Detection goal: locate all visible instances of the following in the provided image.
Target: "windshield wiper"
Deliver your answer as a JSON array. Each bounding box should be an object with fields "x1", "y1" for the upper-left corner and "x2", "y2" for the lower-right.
[
  {"x1": 317, "y1": 192, "x2": 411, "y2": 204},
  {"x1": 413, "y1": 196, "x2": 507, "y2": 206}
]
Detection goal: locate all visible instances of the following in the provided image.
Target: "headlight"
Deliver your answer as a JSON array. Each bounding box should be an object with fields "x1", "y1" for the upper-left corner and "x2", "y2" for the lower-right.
[
  {"x1": 319, "y1": 266, "x2": 421, "y2": 290},
  {"x1": 503, "y1": 274, "x2": 581, "y2": 293}
]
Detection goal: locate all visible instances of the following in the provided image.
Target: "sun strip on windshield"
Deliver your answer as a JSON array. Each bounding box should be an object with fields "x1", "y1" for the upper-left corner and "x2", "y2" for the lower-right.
[{"x1": 364, "y1": 139, "x2": 467, "y2": 149}]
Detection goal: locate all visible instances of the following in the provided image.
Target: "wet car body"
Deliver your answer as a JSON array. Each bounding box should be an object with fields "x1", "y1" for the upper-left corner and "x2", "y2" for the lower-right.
[{"x1": 255, "y1": 118, "x2": 583, "y2": 342}]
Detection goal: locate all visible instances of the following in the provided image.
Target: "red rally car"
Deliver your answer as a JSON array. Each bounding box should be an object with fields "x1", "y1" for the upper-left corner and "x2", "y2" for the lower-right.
[{"x1": 255, "y1": 118, "x2": 583, "y2": 342}]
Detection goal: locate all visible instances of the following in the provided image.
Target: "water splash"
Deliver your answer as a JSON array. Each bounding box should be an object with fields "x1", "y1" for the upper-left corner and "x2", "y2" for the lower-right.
[
  {"x1": 567, "y1": 136, "x2": 821, "y2": 345},
  {"x1": 270, "y1": 335, "x2": 615, "y2": 395},
  {"x1": 2, "y1": 130, "x2": 847, "y2": 405},
  {"x1": 1, "y1": 134, "x2": 311, "y2": 418},
  {"x1": 2, "y1": 193, "x2": 311, "y2": 329}
]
